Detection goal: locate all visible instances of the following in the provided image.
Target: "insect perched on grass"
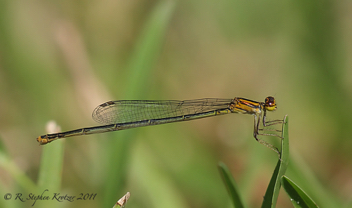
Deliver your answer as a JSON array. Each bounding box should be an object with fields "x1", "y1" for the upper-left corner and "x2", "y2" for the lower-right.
[{"x1": 37, "y1": 96, "x2": 283, "y2": 154}]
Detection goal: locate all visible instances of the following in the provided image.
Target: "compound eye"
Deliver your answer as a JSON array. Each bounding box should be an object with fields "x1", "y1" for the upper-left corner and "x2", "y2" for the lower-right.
[{"x1": 265, "y1": 96, "x2": 277, "y2": 111}]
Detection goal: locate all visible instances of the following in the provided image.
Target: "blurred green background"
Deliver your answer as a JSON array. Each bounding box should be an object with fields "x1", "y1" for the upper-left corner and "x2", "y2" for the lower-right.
[{"x1": 1, "y1": 0, "x2": 351, "y2": 207}]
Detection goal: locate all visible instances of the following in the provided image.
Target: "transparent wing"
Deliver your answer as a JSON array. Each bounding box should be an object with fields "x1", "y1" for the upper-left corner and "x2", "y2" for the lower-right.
[{"x1": 92, "y1": 98, "x2": 233, "y2": 124}]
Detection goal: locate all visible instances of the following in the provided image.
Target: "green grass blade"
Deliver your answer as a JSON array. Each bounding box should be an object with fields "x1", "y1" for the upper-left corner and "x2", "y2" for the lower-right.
[
  {"x1": 0, "y1": 135, "x2": 37, "y2": 193},
  {"x1": 281, "y1": 176, "x2": 319, "y2": 208},
  {"x1": 37, "y1": 123, "x2": 64, "y2": 208},
  {"x1": 0, "y1": 153, "x2": 38, "y2": 193},
  {"x1": 123, "y1": 0, "x2": 177, "y2": 98},
  {"x1": 288, "y1": 153, "x2": 340, "y2": 207},
  {"x1": 103, "y1": 1, "x2": 176, "y2": 206},
  {"x1": 37, "y1": 142, "x2": 64, "y2": 191},
  {"x1": 0, "y1": 135, "x2": 36, "y2": 208},
  {"x1": 218, "y1": 162, "x2": 244, "y2": 208},
  {"x1": 261, "y1": 115, "x2": 289, "y2": 208}
]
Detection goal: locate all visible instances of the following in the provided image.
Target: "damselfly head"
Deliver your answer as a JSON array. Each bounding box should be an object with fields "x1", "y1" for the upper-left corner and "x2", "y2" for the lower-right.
[{"x1": 264, "y1": 96, "x2": 277, "y2": 111}]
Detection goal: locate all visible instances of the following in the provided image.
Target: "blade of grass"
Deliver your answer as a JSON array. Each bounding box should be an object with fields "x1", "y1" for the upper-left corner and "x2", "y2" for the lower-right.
[
  {"x1": 0, "y1": 136, "x2": 37, "y2": 193},
  {"x1": 261, "y1": 115, "x2": 289, "y2": 208},
  {"x1": 281, "y1": 175, "x2": 318, "y2": 208},
  {"x1": 287, "y1": 153, "x2": 341, "y2": 207},
  {"x1": 123, "y1": 0, "x2": 177, "y2": 99},
  {"x1": 218, "y1": 162, "x2": 244, "y2": 208},
  {"x1": 37, "y1": 141, "x2": 64, "y2": 190},
  {"x1": 112, "y1": 192, "x2": 130, "y2": 208},
  {"x1": 103, "y1": 1, "x2": 176, "y2": 206},
  {"x1": 0, "y1": 141, "x2": 36, "y2": 208},
  {"x1": 37, "y1": 122, "x2": 64, "y2": 208},
  {"x1": 0, "y1": 152, "x2": 38, "y2": 193}
]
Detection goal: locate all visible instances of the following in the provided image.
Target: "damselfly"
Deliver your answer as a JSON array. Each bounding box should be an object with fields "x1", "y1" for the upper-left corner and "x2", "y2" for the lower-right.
[{"x1": 37, "y1": 96, "x2": 283, "y2": 154}]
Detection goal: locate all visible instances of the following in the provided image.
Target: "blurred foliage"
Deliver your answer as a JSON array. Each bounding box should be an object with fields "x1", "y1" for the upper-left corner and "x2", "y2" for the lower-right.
[{"x1": 0, "y1": 0, "x2": 351, "y2": 207}]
